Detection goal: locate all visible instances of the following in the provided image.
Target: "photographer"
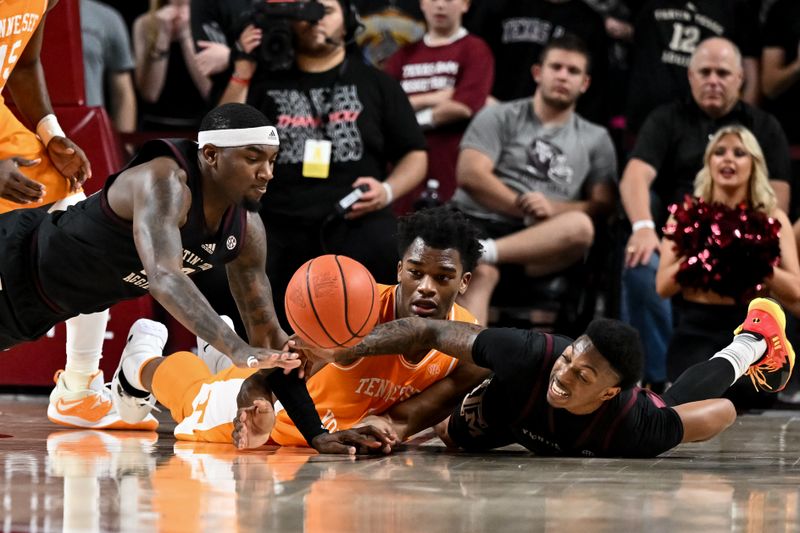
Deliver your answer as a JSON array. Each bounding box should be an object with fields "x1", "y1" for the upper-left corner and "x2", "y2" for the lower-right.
[{"x1": 217, "y1": 0, "x2": 427, "y2": 329}]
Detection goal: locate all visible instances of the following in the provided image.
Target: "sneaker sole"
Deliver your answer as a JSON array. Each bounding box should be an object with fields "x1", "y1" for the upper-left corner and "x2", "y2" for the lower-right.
[{"x1": 47, "y1": 403, "x2": 159, "y2": 431}]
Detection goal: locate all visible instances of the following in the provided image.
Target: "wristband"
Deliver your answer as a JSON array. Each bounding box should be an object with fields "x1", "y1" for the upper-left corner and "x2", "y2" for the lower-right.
[
  {"x1": 382, "y1": 182, "x2": 394, "y2": 205},
  {"x1": 36, "y1": 114, "x2": 65, "y2": 148},
  {"x1": 230, "y1": 74, "x2": 251, "y2": 86},
  {"x1": 632, "y1": 219, "x2": 656, "y2": 232}
]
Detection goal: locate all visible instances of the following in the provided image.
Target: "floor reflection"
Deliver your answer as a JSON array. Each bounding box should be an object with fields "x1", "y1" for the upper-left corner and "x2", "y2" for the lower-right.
[{"x1": 2, "y1": 400, "x2": 800, "y2": 533}]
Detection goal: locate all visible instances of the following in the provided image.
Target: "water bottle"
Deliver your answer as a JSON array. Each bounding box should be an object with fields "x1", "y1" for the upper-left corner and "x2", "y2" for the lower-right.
[{"x1": 413, "y1": 179, "x2": 442, "y2": 211}]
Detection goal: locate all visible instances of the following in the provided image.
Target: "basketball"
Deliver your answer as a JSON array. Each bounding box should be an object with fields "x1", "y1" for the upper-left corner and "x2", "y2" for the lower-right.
[{"x1": 284, "y1": 255, "x2": 381, "y2": 349}]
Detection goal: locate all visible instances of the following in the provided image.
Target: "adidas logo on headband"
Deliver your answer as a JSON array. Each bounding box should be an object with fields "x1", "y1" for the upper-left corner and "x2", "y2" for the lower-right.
[{"x1": 198, "y1": 126, "x2": 280, "y2": 147}]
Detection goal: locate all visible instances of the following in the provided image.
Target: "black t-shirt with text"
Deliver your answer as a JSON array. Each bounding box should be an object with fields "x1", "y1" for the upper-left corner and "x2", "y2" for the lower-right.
[
  {"x1": 471, "y1": 328, "x2": 684, "y2": 457},
  {"x1": 626, "y1": 0, "x2": 761, "y2": 130},
  {"x1": 248, "y1": 57, "x2": 426, "y2": 223}
]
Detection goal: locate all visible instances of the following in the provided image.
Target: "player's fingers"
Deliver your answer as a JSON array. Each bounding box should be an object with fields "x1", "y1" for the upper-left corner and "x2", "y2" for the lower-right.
[
  {"x1": 322, "y1": 441, "x2": 357, "y2": 455},
  {"x1": 13, "y1": 172, "x2": 45, "y2": 195},
  {"x1": 11, "y1": 157, "x2": 40, "y2": 167}
]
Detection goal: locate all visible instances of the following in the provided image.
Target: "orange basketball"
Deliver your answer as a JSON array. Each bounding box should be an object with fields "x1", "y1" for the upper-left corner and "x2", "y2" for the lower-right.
[{"x1": 284, "y1": 255, "x2": 381, "y2": 349}]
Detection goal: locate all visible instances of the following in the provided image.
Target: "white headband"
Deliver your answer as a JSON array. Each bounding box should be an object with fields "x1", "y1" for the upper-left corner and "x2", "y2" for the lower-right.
[{"x1": 197, "y1": 126, "x2": 280, "y2": 147}]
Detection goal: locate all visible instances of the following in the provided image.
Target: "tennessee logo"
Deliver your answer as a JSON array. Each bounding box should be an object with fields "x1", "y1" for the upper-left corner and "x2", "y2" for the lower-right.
[{"x1": 55, "y1": 396, "x2": 112, "y2": 422}]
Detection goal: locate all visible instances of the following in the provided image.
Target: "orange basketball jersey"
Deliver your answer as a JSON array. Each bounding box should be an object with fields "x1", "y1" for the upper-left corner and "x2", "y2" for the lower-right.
[
  {"x1": 0, "y1": 0, "x2": 46, "y2": 97},
  {"x1": 271, "y1": 284, "x2": 478, "y2": 446},
  {"x1": 0, "y1": 0, "x2": 72, "y2": 214}
]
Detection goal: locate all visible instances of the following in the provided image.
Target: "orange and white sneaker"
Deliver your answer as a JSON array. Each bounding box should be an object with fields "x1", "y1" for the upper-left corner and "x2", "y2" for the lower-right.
[
  {"x1": 734, "y1": 297, "x2": 796, "y2": 392},
  {"x1": 47, "y1": 369, "x2": 159, "y2": 430}
]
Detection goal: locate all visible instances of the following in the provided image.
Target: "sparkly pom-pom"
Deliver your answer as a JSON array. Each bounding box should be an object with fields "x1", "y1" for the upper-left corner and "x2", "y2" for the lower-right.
[{"x1": 663, "y1": 196, "x2": 781, "y2": 301}]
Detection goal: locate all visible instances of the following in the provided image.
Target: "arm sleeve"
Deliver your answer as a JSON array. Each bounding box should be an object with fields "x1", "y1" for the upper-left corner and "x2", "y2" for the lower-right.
[
  {"x1": 266, "y1": 371, "x2": 327, "y2": 444},
  {"x1": 458, "y1": 104, "x2": 505, "y2": 163},
  {"x1": 586, "y1": 127, "x2": 619, "y2": 187},
  {"x1": 628, "y1": 106, "x2": 673, "y2": 170},
  {"x1": 471, "y1": 328, "x2": 548, "y2": 382},
  {"x1": 379, "y1": 71, "x2": 428, "y2": 163},
  {"x1": 451, "y1": 38, "x2": 494, "y2": 113}
]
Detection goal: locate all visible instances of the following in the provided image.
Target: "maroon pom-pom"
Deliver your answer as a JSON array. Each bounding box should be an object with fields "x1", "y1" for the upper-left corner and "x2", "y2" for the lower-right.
[{"x1": 663, "y1": 196, "x2": 781, "y2": 301}]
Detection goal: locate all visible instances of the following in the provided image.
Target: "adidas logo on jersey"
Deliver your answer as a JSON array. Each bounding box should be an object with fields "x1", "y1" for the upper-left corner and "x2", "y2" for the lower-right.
[{"x1": 201, "y1": 243, "x2": 216, "y2": 255}]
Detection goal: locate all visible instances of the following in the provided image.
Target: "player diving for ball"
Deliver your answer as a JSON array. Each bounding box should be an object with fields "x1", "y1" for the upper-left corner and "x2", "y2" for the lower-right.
[
  {"x1": 109, "y1": 206, "x2": 491, "y2": 452},
  {"x1": 298, "y1": 297, "x2": 795, "y2": 457},
  {"x1": 0, "y1": 102, "x2": 393, "y2": 451}
]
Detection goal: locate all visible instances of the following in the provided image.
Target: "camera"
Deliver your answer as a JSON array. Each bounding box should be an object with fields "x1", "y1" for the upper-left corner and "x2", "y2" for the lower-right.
[{"x1": 249, "y1": 0, "x2": 325, "y2": 71}]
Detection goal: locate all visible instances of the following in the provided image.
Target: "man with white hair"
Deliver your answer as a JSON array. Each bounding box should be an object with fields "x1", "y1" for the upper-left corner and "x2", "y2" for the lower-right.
[{"x1": 619, "y1": 37, "x2": 792, "y2": 390}]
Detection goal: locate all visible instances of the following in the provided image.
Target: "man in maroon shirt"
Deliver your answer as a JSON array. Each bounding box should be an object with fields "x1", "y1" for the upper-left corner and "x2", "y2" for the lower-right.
[{"x1": 384, "y1": 0, "x2": 494, "y2": 210}]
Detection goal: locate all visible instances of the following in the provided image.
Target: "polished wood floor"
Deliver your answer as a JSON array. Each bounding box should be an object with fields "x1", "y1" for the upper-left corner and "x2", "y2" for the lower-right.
[{"x1": 2, "y1": 396, "x2": 800, "y2": 533}]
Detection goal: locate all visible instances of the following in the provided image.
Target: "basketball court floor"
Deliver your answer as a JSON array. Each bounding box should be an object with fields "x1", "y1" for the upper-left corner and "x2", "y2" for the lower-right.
[{"x1": 2, "y1": 395, "x2": 800, "y2": 533}]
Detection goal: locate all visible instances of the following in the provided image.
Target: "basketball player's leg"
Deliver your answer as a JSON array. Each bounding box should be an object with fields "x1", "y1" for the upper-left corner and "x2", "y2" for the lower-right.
[
  {"x1": 111, "y1": 318, "x2": 261, "y2": 444},
  {"x1": 0, "y1": 109, "x2": 115, "y2": 427},
  {"x1": 41, "y1": 192, "x2": 118, "y2": 428}
]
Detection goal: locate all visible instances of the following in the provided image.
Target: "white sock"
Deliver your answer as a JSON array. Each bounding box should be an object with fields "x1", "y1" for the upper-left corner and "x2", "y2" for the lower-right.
[
  {"x1": 711, "y1": 333, "x2": 767, "y2": 382},
  {"x1": 63, "y1": 311, "x2": 109, "y2": 389},
  {"x1": 479, "y1": 238, "x2": 498, "y2": 264}
]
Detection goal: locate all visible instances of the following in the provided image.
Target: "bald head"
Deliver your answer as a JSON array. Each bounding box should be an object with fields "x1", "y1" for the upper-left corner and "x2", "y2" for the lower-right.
[{"x1": 688, "y1": 37, "x2": 744, "y2": 118}]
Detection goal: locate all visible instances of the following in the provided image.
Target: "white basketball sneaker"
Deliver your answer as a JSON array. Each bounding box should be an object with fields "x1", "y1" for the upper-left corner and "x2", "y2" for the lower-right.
[
  {"x1": 110, "y1": 319, "x2": 168, "y2": 424},
  {"x1": 48, "y1": 369, "x2": 158, "y2": 431},
  {"x1": 197, "y1": 315, "x2": 235, "y2": 373}
]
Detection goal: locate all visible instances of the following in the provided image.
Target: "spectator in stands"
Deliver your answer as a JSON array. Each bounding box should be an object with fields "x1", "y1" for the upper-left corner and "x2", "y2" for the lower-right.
[
  {"x1": 761, "y1": 0, "x2": 800, "y2": 219},
  {"x1": 655, "y1": 125, "x2": 800, "y2": 407},
  {"x1": 212, "y1": 0, "x2": 427, "y2": 330},
  {"x1": 80, "y1": 0, "x2": 137, "y2": 136},
  {"x1": 189, "y1": 0, "x2": 249, "y2": 105},
  {"x1": 133, "y1": 0, "x2": 211, "y2": 131},
  {"x1": 464, "y1": 0, "x2": 611, "y2": 126},
  {"x1": 450, "y1": 35, "x2": 617, "y2": 326},
  {"x1": 384, "y1": 0, "x2": 494, "y2": 210},
  {"x1": 620, "y1": 37, "x2": 792, "y2": 392},
  {"x1": 353, "y1": 0, "x2": 427, "y2": 67},
  {"x1": 625, "y1": 0, "x2": 761, "y2": 132}
]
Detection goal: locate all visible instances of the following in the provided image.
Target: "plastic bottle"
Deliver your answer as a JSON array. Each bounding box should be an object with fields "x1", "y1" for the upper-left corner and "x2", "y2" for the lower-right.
[{"x1": 413, "y1": 179, "x2": 442, "y2": 211}]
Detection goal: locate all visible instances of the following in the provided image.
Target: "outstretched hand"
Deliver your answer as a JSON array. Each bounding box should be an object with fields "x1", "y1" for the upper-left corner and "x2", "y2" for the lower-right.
[
  {"x1": 46, "y1": 137, "x2": 92, "y2": 193},
  {"x1": 230, "y1": 345, "x2": 301, "y2": 372},
  {"x1": 310, "y1": 426, "x2": 397, "y2": 455},
  {"x1": 233, "y1": 398, "x2": 275, "y2": 449}
]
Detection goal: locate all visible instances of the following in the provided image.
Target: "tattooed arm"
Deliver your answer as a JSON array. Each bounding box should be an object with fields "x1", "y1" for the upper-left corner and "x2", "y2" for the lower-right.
[
  {"x1": 226, "y1": 213, "x2": 288, "y2": 350},
  {"x1": 295, "y1": 317, "x2": 486, "y2": 366},
  {"x1": 128, "y1": 159, "x2": 297, "y2": 370}
]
